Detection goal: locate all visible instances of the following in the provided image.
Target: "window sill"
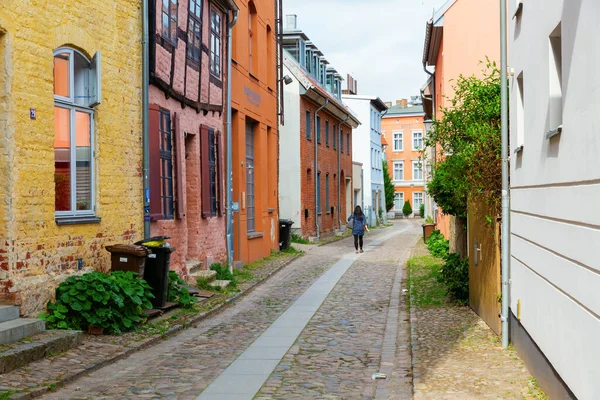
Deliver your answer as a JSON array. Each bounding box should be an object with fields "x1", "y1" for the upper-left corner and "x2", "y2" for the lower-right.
[
  {"x1": 546, "y1": 125, "x2": 562, "y2": 139},
  {"x1": 268, "y1": 208, "x2": 276, "y2": 214},
  {"x1": 514, "y1": 145, "x2": 524, "y2": 154},
  {"x1": 248, "y1": 232, "x2": 264, "y2": 240},
  {"x1": 249, "y1": 72, "x2": 259, "y2": 82},
  {"x1": 56, "y1": 215, "x2": 102, "y2": 226},
  {"x1": 267, "y1": 86, "x2": 274, "y2": 92},
  {"x1": 232, "y1": 58, "x2": 238, "y2": 65}
]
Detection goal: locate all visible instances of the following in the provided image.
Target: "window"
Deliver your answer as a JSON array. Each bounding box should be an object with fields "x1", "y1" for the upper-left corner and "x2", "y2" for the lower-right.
[
  {"x1": 392, "y1": 131, "x2": 403, "y2": 151},
  {"x1": 412, "y1": 130, "x2": 423, "y2": 150},
  {"x1": 267, "y1": 26, "x2": 273, "y2": 85},
  {"x1": 413, "y1": 193, "x2": 424, "y2": 213},
  {"x1": 325, "y1": 174, "x2": 330, "y2": 211},
  {"x1": 210, "y1": 10, "x2": 221, "y2": 77},
  {"x1": 325, "y1": 121, "x2": 329, "y2": 146},
  {"x1": 306, "y1": 111, "x2": 311, "y2": 139},
  {"x1": 248, "y1": 2, "x2": 257, "y2": 75},
  {"x1": 346, "y1": 133, "x2": 350, "y2": 153},
  {"x1": 516, "y1": 72, "x2": 524, "y2": 149},
  {"x1": 246, "y1": 120, "x2": 255, "y2": 232},
  {"x1": 340, "y1": 129, "x2": 343, "y2": 152},
  {"x1": 316, "y1": 115, "x2": 321, "y2": 143},
  {"x1": 53, "y1": 48, "x2": 101, "y2": 218},
  {"x1": 208, "y1": 128, "x2": 218, "y2": 216},
  {"x1": 162, "y1": 0, "x2": 178, "y2": 44},
  {"x1": 333, "y1": 124, "x2": 337, "y2": 149},
  {"x1": 393, "y1": 161, "x2": 403, "y2": 181},
  {"x1": 548, "y1": 23, "x2": 562, "y2": 134},
  {"x1": 317, "y1": 172, "x2": 321, "y2": 213},
  {"x1": 187, "y1": 0, "x2": 202, "y2": 62},
  {"x1": 413, "y1": 160, "x2": 423, "y2": 180},
  {"x1": 159, "y1": 110, "x2": 175, "y2": 219},
  {"x1": 394, "y1": 192, "x2": 404, "y2": 211}
]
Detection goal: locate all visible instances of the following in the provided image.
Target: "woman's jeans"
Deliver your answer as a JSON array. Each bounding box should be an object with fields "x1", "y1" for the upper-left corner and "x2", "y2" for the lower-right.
[{"x1": 354, "y1": 234, "x2": 364, "y2": 250}]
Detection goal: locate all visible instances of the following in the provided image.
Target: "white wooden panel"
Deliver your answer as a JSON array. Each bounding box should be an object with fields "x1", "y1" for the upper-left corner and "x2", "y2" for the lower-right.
[
  {"x1": 511, "y1": 235, "x2": 600, "y2": 316},
  {"x1": 512, "y1": 184, "x2": 600, "y2": 227},
  {"x1": 510, "y1": 260, "x2": 600, "y2": 400},
  {"x1": 511, "y1": 212, "x2": 600, "y2": 272}
]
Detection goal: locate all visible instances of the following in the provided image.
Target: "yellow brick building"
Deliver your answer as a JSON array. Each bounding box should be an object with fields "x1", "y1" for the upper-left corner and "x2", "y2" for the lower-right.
[{"x1": 0, "y1": 1, "x2": 143, "y2": 316}]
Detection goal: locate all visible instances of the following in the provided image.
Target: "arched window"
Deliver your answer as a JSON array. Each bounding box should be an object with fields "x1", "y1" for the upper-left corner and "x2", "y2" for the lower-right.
[
  {"x1": 248, "y1": 2, "x2": 257, "y2": 75},
  {"x1": 53, "y1": 47, "x2": 101, "y2": 217}
]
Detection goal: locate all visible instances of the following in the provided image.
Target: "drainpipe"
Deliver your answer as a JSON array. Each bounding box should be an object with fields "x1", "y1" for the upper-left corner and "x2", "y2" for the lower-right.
[
  {"x1": 142, "y1": 0, "x2": 150, "y2": 239},
  {"x1": 338, "y1": 115, "x2": 350, "y2": 230},
  {"x1": 314, "y1": 99, "x2": 328, "y2": 240},
  {"x1": 500, "y1": 0, "x2": 510, "y2": 349},
  {"x1": 226, "y1": 9, "x2": 239, "y2": 273}
]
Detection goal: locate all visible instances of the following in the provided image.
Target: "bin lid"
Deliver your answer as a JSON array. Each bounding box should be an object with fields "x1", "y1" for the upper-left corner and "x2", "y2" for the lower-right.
[
  {"x1": 279, "y1": 219, "x2": 294, "y2": 225},
  {"x1": 105, "y1": 244, "x2": 150, "y2": 257},
  {"x1": 134, "y1": 236, "x2": 171, "y2": 247}
]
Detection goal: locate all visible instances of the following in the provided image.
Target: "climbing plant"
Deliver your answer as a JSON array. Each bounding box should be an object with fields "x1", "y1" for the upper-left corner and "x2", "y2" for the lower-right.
[{"x1": 425, "y1": 60, "x2": 502, "y2": 220}]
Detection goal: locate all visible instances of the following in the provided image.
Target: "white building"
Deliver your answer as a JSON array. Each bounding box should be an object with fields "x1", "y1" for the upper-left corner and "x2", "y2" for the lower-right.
[
  {"x1": 342, "y1": 95, "x2": 387, "y2": 226},
  {"x1": 509, "y1": 1, "x2": 599, "y2": 398}
]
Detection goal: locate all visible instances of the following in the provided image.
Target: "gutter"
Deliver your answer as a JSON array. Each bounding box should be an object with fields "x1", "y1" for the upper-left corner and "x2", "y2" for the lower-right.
[
  {"x1": 226, "y1": 8, "x2": 239, "y2": 273},
  {"x1": 142, "y1": 0, "x2": 150, "y2": 239},
  {"x1": 314, "y1": 99, "x2": 328, "y2": 240}
]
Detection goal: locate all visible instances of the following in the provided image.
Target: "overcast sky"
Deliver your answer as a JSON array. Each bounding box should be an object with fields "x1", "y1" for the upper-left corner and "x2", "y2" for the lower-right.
[{"x1": 282, "y1": 0, "x2": 449, "y2": 103}]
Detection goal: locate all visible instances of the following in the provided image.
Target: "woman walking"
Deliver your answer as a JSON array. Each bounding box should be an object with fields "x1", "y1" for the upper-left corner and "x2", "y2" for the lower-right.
[{"x1": 348, "y1": 206, "x2": 369, "y2": 254}]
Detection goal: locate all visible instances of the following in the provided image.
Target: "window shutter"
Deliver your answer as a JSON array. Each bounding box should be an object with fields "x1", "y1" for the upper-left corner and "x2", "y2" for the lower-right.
[
  {"x1": 200, "y1": 124, "x2": 212, "y2": 217},
  {"x1": 217, "y1": 130, "x2": 224, "y2": 216},
  {"x1": 88, "y1": 52, "x2": 102, "y2": 107},
  {"x1": 173, "y1": 112, "x2": 185, "y2": 219},
  {"x1": 149, "y1": 105, "x2": 163, "y2": 220}
]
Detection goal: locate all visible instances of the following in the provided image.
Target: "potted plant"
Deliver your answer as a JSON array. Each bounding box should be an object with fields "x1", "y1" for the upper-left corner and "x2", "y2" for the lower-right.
[{"x1": 422, "y1": 216, "x2": 436, "y2": 242}]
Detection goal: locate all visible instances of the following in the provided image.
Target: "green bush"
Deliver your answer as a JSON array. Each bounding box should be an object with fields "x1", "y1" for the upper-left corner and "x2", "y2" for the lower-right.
[
  {"x1": 291, "y1": 233, "x2": 309, "y2": 244},
  {"x1": 167, "y1": 271, "x2": 197, "y2": 308},
  {"x1": 426, "y1": 230, "x2": 449, "y2": 258},
  {"x1": 438, "y1": 253, "x2": 469, "y2": 302},
  {"x1": 419, "y1": 203, "x2": 425, "y2": 218},
  {"x1": 210, "y1": 263, "x2": 236, "y2": 288},
  {"x1": 402, "y1": 200, "x2": 413, "y2": 216},
  {"x1": 40, "y1": 271, "x2": 154, "y2": 334}
]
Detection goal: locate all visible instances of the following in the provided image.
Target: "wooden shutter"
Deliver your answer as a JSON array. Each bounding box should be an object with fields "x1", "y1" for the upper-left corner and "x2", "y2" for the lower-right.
[
  {"x1": 149, "y1": 105, "x2": 163, "y2": 220},
  {"x1": 216, "y1": 130, "x2": 224, "y2": 216},
  {"x1": 200, "y1": 124, "x2": 211, "y2": 218},
  {"x1": 173, "y1": 112, "x2": 185, "y2": 219}
]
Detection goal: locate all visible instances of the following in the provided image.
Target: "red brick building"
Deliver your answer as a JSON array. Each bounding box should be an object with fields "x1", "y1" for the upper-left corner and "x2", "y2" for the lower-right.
[
  {"x1": 148, "y1": 0, "x2": 238, "y2": 277},
  {"x1": 279, "y1": 16, "x2": 360, "y2": 239}
]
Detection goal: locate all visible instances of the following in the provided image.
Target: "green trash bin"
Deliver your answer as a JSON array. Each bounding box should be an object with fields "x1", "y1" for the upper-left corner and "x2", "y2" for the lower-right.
[{"x1": 135, "y1": 237, "x2": 175, "y2": 309}]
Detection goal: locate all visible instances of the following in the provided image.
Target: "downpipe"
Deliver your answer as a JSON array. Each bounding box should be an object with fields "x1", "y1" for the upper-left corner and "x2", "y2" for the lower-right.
[
  {"x1": 338, "y1": 115, "x2": 350, "y2": 231},
  {"x1": 314, "y1": 99, "x2": 328, "y2": 240},
  {"x1": 226, "y1": 9, "x2": 239, "y2": 273},
  {"x1": 142, "y1": 0, "x2": 150, "y2": 239}
]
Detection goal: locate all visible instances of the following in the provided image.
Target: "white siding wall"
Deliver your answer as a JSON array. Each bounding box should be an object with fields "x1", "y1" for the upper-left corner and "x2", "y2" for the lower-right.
[
  {"x1": 278, "y1": 64, "x2": 302, "y2": 229},
  {"x1": 509, "y1": 1, "x2": 600, "y2": 398}
]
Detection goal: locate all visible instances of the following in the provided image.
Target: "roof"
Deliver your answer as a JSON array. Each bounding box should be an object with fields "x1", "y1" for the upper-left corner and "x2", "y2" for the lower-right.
[
  {"x1": 422, "y1": 0, "x2": 458, "y2": 66},
  {"x1": 383, "y1": 104, "x2": 425, "y2": 117},
  {"x1": 284, "y1": 52, "x2": 361, "y2": 128},
  {"x1": 341, "y1": 94, "x2": 388, "y2": 113},
  {"x1": 381, "y1": 135, "x2": 389, "y2": 147}
]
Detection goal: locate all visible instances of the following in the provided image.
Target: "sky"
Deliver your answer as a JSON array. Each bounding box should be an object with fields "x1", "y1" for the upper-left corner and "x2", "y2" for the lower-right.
[{"x1": 282, "y1": 0, "x2": 449, "y2": 103}]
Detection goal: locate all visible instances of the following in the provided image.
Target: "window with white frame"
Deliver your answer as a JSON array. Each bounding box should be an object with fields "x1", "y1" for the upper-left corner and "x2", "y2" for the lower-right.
[
  {"x1": 413, "y1": 192, "x2": 423, "y2": 212},
  {"x1": 412, "y1": 130, "x2": 423, "y2": 150},
  {"x1": 394, "y1": 192, "x2": 404, "y2": 210},
  {"x1": 393, "y1": 161, "x2": 404, "y2": 181},
  {"x1": 393, "y1": 131, "x2": 403, "y2": 151},
  {"x1": 412, "y1": 160, "x2": 423, "y2": 180},
  {"x1": 53, "y1": 48, "x2": 101, "y2": 218}
]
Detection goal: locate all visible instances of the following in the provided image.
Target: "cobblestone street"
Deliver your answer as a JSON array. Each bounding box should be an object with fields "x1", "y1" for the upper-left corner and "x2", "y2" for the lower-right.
[{"x1": 40, "y1": 220, "x2": 421, "y2": 400}]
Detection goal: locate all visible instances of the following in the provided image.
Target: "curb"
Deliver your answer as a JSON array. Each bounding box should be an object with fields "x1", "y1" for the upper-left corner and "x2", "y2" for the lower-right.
[
  {"x1": 11, "y1": 252, "x2": 304, "y2": 400},
  {"x1": 407, "y1": 246, "x2": 418, "y2": 398}
]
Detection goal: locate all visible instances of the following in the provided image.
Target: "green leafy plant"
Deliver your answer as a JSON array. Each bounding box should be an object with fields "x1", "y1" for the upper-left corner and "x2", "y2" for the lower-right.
[
  {"x1": 210, "y1": 263, "x2": 236, "y2": 288},
  {"x1": 438, "y1": 253, "x2": 469, "y2": 302},
  {"x1": 291, "y1": 233, "x2": 309, "y2": 244},
  {"x1": 40, "y1": 271, "x2": 154, "y2": 334},
  {"x1": 167, "y1": 271, "x2": 197, "y2": 308},
  {"x1": 419, "y1": 203, "x2": 425, "y2": 218},
  {"x1": 426, "y1": 230, "x2": 450, "y2": 258},
  {"x1": 383, "y1": 161, "x2": 395, "y2": 212},
  {"x1": 425, "y1": 216, "x2": 434, "y2": 224},
  {"x1": 402, "y1": 200, "x2": 413, "y2": 216}
]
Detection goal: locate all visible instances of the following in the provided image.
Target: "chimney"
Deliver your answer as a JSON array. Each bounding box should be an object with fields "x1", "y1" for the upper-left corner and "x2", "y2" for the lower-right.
[
  {"x1": 401, "y1": 99, "x2": 408, "y2": 107},
  {"x1": 384, "y1": 101, "x2": 392, "y2": 108},
  {"x1": 285, "y1": 15, "x2": 297, "y2": 31},
  {"x1": 345, "y1": 74, "x2": 358, "y2": 95}
]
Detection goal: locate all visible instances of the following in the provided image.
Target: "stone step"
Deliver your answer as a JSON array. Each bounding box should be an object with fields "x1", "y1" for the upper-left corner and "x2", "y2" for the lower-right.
[
  {"x1": 0, "y1": 330, "x2": 82, "y2": 374},
  {"x1": 210, "y1": 280, "x2": 231, "y2": 290},
  {"x1": 186, "y1": 261, "x2": 205, "y2": 275},
  {"x1": 0, "y1": 305, "x2": 19, "y2": 323},
  {"x1": 191, "y1": 269, "x2": 217, "y2": 282},
  {"x1": 0, "y1": 318, "x2": 45, "y2": 345}
]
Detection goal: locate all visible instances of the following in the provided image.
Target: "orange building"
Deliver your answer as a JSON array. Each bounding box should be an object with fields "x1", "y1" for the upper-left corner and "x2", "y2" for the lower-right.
[
  {"x1": 230, "y1": 0, "x2": 279, "y2": 263},
  {"x1": 382, "y1": 101, "x2": 426, "y2": 217},
  {"x1": 421, "y1": 0, "x2": 500, "y2": 238}
]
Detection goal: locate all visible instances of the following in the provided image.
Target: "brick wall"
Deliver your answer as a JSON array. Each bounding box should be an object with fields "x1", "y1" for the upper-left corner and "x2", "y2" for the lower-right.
[
  {"x1": 299, "y1": 98, "x2": 353, "y2": 238},
  {"x1": 0, "y1": 1, "x2": 143, "y2": 316}
]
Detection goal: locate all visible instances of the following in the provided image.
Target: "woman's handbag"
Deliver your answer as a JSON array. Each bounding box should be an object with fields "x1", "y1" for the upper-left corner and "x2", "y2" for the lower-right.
[{"x1": 347, "y1": 217, "x2": 354, "y2": 230}]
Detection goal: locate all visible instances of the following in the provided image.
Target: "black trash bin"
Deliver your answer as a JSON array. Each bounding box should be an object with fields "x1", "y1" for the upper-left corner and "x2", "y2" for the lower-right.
[
  {"x1": 135, "y1": 237, "x2": 175, "y2": 309},
  {"x1": 105, "y1": 244, "x2": 150, "y2": 278},
  {"x1": 279, "y1": 219, "x2": 294, "y2": 251}
]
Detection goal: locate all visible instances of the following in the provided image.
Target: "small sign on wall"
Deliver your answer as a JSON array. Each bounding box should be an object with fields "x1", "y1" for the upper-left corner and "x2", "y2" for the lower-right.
[{"x1": 30, "y1": 108, "x2": 36, "y2": 120}]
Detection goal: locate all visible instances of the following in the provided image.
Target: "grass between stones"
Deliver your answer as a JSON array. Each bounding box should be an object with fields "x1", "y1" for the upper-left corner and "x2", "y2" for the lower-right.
[{"x1": 407, "y1": 254, "x2": 447, "y2": 307}]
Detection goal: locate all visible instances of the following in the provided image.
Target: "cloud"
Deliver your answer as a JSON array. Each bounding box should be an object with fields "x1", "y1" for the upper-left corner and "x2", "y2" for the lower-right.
[{"x1": 282, "y1": 0, "x2": 448, "y2": 102}]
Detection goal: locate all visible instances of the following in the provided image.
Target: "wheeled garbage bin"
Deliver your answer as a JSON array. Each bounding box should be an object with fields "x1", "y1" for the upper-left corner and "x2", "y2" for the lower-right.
[
  {"x1": 279, "y1": 219, "x2": 294, "y2": 251},
  {"x1": 135, "y1": 236, "x2": 175, "y2": 309},
  {"x1": 105, "y1": 244, "x2": 150, "y2": 278}
]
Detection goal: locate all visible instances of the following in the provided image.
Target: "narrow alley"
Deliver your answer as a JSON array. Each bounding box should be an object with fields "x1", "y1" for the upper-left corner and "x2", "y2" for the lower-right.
[{"x1": 40, "y1": 221, "x2": 419, "y2": 399}]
